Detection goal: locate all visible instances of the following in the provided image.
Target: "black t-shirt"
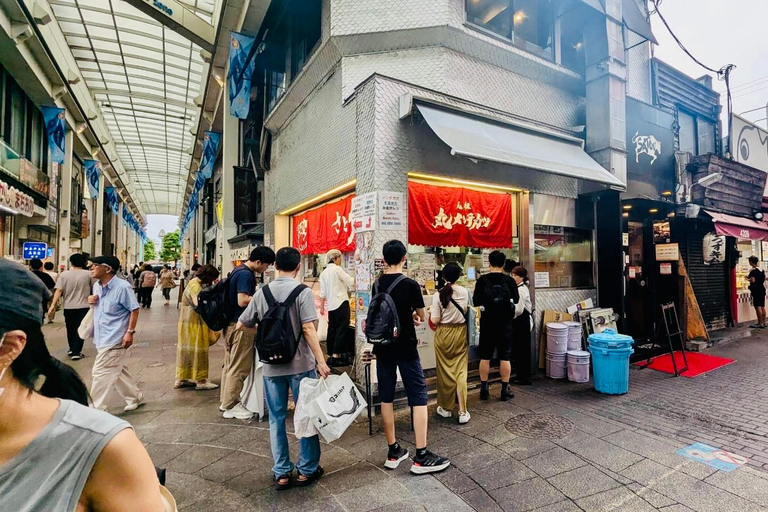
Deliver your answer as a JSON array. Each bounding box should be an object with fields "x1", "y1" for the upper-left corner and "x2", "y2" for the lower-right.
[
  {"x1": 473, "y1": 272, "x2": 519, "y2": 327},
  {"x1": 227, "y1": 265, "x2": 256, "y2": 322},
  {"x1": 371, "y1": 273, "x2": 425, "y2": 361},
  {"x1": 749, "y1": 268, "x2": 765, "y2": 293},
  {"x1": 32, "y1": 270, "x2": 56, "y2": 291}
]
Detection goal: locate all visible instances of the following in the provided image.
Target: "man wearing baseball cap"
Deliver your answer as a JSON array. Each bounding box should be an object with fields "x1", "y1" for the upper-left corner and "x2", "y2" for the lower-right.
[{"x1": 88, "y1": 256, "x2": 144, "y2": 412}]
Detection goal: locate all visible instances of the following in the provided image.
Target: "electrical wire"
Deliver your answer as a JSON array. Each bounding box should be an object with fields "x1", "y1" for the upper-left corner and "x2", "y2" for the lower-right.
[{"x1": 648, "y1": 0, "x2": 737, "y2": 155}]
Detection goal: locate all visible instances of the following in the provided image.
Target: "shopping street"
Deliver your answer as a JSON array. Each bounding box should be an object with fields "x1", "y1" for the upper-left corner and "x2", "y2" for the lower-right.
[{"x1": 44, "y1": 289, "x2": 768, "y2": 512}]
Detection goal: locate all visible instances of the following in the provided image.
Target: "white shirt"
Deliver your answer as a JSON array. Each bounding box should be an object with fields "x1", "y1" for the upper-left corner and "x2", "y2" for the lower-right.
[
  {"x1": 430, "y1": 284, "x2": 470, "y2": 325},
  {"x1": 319, "y1": 262, "x2": 353, "y2": 311},
  {"x1": 514, "y1": 282, "x2": 534, "y2": 329}
]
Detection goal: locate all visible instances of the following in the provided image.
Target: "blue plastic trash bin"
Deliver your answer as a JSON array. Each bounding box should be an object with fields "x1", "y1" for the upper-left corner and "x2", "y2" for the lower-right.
[
  {"x1": 587, "y1": 328, "x2": 633, "y2": 349},
  {"x1": 588, "y1": 345, "x2": 634, "y2": 395}
]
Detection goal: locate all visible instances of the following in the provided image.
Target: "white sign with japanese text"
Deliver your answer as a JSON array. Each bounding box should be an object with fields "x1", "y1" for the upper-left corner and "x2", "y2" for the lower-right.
[
  {"x1": 703, "y1": 233, "x2": 726, "y2": 265},
  {"x1": 655, "y1": 243, "x2": 680, "y2": 262},
  {"x1": 378, "y1": 192, "x2": 404, "y2": 230},
  {"x1": 351, "y1": 192, "x2": 377, "y2": 233},
  {"x1": 534, "y1": 272, "x2": 550, "y2": 288}
]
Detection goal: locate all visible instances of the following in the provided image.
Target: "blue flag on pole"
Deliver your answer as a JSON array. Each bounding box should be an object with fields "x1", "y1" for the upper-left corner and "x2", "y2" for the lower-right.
[
  {"x1": 199, "y1": 131, "x2": 221, "y2": 179},
  {"x1": 228, "y1": 32, "x2": 256, "y2": 119},
  {"x1": 193, "y1": 172, "x2": 205, "y2": 195},
  {"x1": 84, "y1": 160, "x2": 100, "y2": 199},
  {"x1": 41, "y1": 106, "x2": 66, "y2": 164},
  {"x1": 105, "y1": 187, "x2": 120, "y2": 214}
]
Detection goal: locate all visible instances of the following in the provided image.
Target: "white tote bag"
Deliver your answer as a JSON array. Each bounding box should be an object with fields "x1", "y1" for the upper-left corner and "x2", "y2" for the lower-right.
[
  {"x1": 305, "y1": 373, "x2": 367, "y2": 443},
  {"x1": 78, "y1": 308, "x2": 94, "y2": 340}
]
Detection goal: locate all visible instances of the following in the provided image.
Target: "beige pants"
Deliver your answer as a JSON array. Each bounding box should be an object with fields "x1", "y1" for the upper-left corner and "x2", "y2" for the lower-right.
[
  {"x1": 91, "y1": 345, "x2": 141, "y2": 410},
  {"x1": 220, "y1": 324, "x2": 254, "y2": 409}
]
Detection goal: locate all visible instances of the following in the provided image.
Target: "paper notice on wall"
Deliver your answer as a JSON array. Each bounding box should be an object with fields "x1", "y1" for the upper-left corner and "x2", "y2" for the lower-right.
[
  {"x1": 660, "y1": 262, "x2": 672, "y2": 275},
  {"x1": 628, "y1": 267, "x2": 636, "y2": 279},
  {"x1": 534, "y1": 272, "x2": 550, "y2": 288},
  {"x1": 623, "y1": 233, "x2": 629, "y2": 247},
  {"x1": 378, "y1": 191, "x2": 404, "y2": 230},
  {"x1": 351, "y1": 192, "x2": 377, "y2": 233},
  {"x1": 419, "y1": 253, "x2": 436, "y2": 270}
]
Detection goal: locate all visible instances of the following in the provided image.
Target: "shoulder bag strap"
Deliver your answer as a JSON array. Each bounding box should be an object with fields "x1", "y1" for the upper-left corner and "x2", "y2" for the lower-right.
[
  {"x1": 284, "y1": 284, "x2": 308, "y2": 307},
  {"x1": 448, "y1": 297, "x2": 467, "y2": 320},
  {"x1": 262, "y1": 284, "x2": 276, "y2": 307},
  {"x1": 384, "y1": 274, "x2": 408, "y2": 295}
]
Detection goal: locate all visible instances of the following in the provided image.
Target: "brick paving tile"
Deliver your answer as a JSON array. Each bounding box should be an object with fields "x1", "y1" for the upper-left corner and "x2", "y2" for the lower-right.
[{"x1": 38, "y1": 288, "x2": 768, "y2": 511}]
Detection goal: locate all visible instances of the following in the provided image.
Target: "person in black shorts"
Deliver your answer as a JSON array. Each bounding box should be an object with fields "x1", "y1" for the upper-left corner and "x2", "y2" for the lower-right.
[
  {"x1": 473, "y1": 251, "x2": 520, "y2": 401},
  {"x1": 748, "y1": 256, "x2": 766, "y2": 328},
  {"x1": 372, "y1": 240, "x2": 450, "y2": 475}
]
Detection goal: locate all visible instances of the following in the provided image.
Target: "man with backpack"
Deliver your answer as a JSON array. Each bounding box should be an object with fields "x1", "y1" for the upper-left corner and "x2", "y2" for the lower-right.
[
  {"x1": 220, "y1": 246, "x2": 276, "y2": 420},
  {"x1": 366, "y1": 240, "x2": 450, "y2": 475},
  {"x1": 473, "y1": 251, "x2": 520, "y2": 401},
  {"x1": 236, "y1": 247, "x2": 330, "y2": 490}
]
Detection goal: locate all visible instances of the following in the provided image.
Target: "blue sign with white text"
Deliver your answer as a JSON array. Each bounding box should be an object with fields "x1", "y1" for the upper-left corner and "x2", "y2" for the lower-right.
[{"x1": 23, "y1": 242, "x2": 48, "y2": 260}]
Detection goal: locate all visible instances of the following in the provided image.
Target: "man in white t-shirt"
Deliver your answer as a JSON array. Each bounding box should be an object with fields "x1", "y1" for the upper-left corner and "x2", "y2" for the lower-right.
[
  {"x1": 48, "y1": 253, "x2": 94, "y2": 360},
  {"x1": 319, "y1": 249, "x2": 354, "y2": 366}
]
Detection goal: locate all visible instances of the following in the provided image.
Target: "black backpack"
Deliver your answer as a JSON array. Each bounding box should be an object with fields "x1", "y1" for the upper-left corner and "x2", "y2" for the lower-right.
[
  {"x1": 255, "y1": 283, "x2": 308, "y2": 364},
  {"x1": 195, "y1": 266, "x2": 249, "y2": 332},
  {"x1": 365, "y1": 275, "x2": 407, "y2": 346},
  {"x1": 483, "y1": 277, "x2": 513, "y2": 315}
]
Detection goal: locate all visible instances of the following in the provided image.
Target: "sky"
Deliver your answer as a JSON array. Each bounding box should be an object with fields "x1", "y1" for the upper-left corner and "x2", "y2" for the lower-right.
[
  {"x1": 650, "y1": 0, "x2": 768, "y2": 129},
  {"x1": 145, "y1": 214, "x2": 179, "y2": 245}
]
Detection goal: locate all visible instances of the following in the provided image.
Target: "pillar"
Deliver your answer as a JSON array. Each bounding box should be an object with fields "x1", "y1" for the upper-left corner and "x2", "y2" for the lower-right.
[
  {"x1": 57, "y1": 132, "x2": 75, "y2": 271},
  {"x1": 220, "y1": 89, "x2": 239, "y2": 275},
  {"x1": 116, "y1": 202, "x2": 125, "y2": 266},
  {"x1": 94, "y1": 171, "x2": 105, "y2": 256}
]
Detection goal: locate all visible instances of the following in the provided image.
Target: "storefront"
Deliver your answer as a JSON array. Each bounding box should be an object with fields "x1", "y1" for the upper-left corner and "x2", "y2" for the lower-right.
[{"x1": 0, "y1": 177, "x2": 35, "y2": 258}]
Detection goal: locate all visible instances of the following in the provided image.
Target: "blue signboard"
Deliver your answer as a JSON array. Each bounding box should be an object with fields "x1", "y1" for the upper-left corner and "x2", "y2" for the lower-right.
[{"x1": 23, "y1": 242, "x2": 48, "y2": 260}]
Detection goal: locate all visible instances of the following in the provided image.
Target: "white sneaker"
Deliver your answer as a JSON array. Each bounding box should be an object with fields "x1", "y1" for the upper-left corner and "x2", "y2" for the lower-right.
[
  {"x1": 436, "y1": 406, "x2": 452, "y2": 418},
  {"x1": 223, "y1": 402, "x2": 254, "y2": 420},
  {"x1": 219, "y1": 404, "x2": 227, "y2": 412},
  {"x1": 124, "y1": 392, "x2": 145, "y2": 412},
  {"x1": 458, "y1": 411, "x2": 471, "y2": 424}
]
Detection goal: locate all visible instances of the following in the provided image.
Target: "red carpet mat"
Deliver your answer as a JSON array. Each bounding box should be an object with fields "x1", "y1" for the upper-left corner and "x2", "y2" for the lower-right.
[{"x1": 634, "y1": 351, "x2": 735, "y2": 378}]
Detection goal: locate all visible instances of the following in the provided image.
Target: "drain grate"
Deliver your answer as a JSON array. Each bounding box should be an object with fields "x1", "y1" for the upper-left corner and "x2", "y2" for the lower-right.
[{"x1": 505, "y1": 413, "x2": 574, "y2": 440}]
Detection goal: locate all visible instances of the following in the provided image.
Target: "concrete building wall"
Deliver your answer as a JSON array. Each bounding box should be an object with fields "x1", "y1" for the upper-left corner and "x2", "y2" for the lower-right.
[{"x1": 330, "y1": 0, "x2": 455, "y2": 35}]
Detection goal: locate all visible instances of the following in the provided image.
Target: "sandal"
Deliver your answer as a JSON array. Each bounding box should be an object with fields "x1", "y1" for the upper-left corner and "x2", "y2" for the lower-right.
[
  {"x1": 174, "y1": 380, "x2": 196, "y2": 389},
  {"x1": 274, "y1": 473, "x2": 293, "y2": 491},
  {"x1": 295, "y1": 466, "x2": 324, "y2": 487}
]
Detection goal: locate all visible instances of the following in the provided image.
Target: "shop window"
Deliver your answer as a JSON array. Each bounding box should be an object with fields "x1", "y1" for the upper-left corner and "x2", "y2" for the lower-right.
[
  {"x1": 534, "y1": 225, "x2": 593, "y2": 288},
  {"x1": 4, "y1": 77, "x2": 25, "y2": 153},
  {"x1": 407, "y1": 246, "x2": 520, "y2": 293},
  {"x1": 290, "y1": 1, "x2": 321, "y2": 79},
  {"x1": 465, "y1": 0, "x2": 554, "y2": 58},
  {"x1": 559, "y1": 15, "x2": 585, "y2": 74},
  {"x1": 679, "y1": 109, "x2": 717, "y2": 156}
]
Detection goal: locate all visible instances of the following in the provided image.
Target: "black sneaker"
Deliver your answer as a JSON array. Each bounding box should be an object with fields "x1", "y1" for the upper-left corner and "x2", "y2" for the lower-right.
[
  {"x1": 70, "y1": 353, "x2": 84, "y2": 361},
  {"x1": 384, "y1": 446, "x2": 410, "y2": 469},
  {"x1": 410, "y1": 450, "x2": 450, "y2": 474}
]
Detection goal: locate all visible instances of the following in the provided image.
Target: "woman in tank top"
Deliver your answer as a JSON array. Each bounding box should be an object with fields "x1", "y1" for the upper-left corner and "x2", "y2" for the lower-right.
[{"x1": 0, "y1": 259, "x2": 164, "y2": 512}]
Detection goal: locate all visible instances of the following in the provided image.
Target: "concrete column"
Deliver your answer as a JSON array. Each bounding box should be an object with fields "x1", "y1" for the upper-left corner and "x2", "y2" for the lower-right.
[
  {"x1": 57, "y1": 132, "x2": 75, "y2": 271},
  {"x1": 116, "y1": 202, "x2": 125, "y2": 266},
  {"x1": 94, "y1": 171, "x2": 105, "y2": 256},
  {"x1": 220, "y1": 93, "x2": 239, "y2": 275}
]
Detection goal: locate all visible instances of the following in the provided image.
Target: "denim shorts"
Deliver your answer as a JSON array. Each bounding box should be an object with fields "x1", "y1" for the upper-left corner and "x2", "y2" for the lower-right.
[{"x1": 376, "y1": 356, "x2": 428, "y2": 407}]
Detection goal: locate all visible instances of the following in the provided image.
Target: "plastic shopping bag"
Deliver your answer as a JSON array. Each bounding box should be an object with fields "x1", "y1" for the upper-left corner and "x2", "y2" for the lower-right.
[
  {"x1": 294, "y1": 377, "x2": 325, "y2": 439},
  {"x1": 306, "y1": 373, "x2": 367, "y2": 443},
  {"x1": 78, "y1": 308, "x2": 94, "y2": 340}
]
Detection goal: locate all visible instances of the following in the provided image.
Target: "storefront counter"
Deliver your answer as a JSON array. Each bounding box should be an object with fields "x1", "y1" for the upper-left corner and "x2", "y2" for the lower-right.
[{"x1": 736, "y1": 289, "x2": 764, "y2": 325}]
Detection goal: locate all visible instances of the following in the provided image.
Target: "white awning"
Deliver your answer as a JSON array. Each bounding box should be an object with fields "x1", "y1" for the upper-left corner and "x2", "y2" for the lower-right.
[{"x1": 416, "y1": 104, "x2": 626, "y2": 189}]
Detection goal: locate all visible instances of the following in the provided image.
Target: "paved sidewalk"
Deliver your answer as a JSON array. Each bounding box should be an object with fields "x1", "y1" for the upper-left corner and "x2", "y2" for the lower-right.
[{"x1": 42, "y1": 288, "x2": 768, "y2": 511}]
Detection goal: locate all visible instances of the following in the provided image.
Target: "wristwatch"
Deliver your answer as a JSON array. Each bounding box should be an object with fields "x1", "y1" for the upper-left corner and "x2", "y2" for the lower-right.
[{"x1": 127, "y1": 329, "x2": 136, "y2": 335}]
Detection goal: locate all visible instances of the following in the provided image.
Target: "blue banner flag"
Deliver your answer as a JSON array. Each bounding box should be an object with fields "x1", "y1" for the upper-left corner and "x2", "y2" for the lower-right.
[
  {"x1": 84, "y1": 160, "x2": 100, "y2": 199},
  {"x1": 193, "y1": 172, "x2": 205, "y2": 195},
  {"x1": 228, "y1": 32, "x2": 256, "y2": 119},
  {"x1": 199, "y1": 131, "x2": 221, "y2": 179},
  {"x1": 41, "y1": 106, "x2": 66, "y2": 164},
  {"x1": 105, "y1": 187, "x2": 120, "y2": 214}
]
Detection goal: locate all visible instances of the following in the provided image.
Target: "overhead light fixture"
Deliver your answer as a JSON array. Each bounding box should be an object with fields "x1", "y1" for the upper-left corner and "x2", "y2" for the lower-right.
[
  {"x1": 667, "y1": 212, "x2": 676, "y2": 218},
  {"x1": 661, "y1": 190, "x2": 673, "y2": 197},
  {"x1": 213, "y1": 69, "x2": 225, "y2": 87},
  {"x1": 91, "y1": 148, "x2": 99, "y2": 156},
  {"x1": 622, "y1": 212, "x2": 629, "y2": 218},
  {"x1": 572, "y1": 42, "x2": 583, "y2": 51},
  {"x1": 755, "y1": 212, "x2": 765, "y2": 221},
  {"x1": 622, "y1": 204, "x2": 632, "y2": 210},
  {"x1": 75, "y1": 122, "x2": 87, "y2": 134},
  {"x1": 514, "y1": 11, "x2": 525, "y2": 22},
  {"x1": 649, "y1": 208, "x2": 659, "y2": 214}
]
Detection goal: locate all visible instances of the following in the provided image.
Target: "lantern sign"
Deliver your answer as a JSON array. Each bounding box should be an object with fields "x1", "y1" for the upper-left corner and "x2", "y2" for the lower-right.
[{"x1": 703, "y1": 232, "x2": 726, "y2": 265}]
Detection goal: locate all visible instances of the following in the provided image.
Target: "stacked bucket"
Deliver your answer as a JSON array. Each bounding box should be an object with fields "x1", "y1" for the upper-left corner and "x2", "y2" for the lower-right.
[
  {"x1": 564, "y1": 321, "x2": 590, "y2": 383},
  {"x1": 547, "y1": 322, "x2": 592, "y2": 382},
  {"x1": 587, "y1": 328, "x2": 634, "y2": 395},
  {"x1": 545, "y1": 323, "x2": 568, "y2": 379}
]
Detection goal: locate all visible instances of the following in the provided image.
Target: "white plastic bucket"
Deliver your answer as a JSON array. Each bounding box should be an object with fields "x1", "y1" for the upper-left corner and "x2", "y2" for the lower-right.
[
  {"x1": 564, "y1": 321, "x2": 581, "y2": 351},
  {"x1": 566, "y1": 350, "x2": 591, "y2": 383},
  {"x1": 547, "y1": 333, "x2": 568, "y2": 354},
  {"x1": 546, "y1": 351, "x2": 567, "y2": 379}
]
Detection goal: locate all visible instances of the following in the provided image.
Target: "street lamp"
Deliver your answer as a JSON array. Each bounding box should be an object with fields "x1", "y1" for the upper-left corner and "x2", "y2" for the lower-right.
[{"x1": 685, "y1": 173, "x2": 724, "y2": 218}]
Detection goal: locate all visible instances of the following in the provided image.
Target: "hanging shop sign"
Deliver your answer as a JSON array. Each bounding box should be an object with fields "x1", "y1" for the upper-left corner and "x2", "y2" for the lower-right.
[
  {"x1": 703, "y1": 232, "x2": 726, "y2": 264},
  {"x1": 626, "y1": 98, "x2": 675, "y2": 188},
  {"x1": 0, "y1": 178, "x2": 34, "y2": 217},
  {"x1": 350, "y1": 192, "x2": 377, "y2": 233},
  {"x1": 292, "y1": 195, "x2": 355, "y2": 254},
  {"x1": 22, "y1": 241, "x2": 47, "y2": 260},
  {"x1": 379, "y1": 191, "x2": 405, "y2": 230},
  {"x1": 407, "y1": 181, "x2": 512, "y2": 248}
]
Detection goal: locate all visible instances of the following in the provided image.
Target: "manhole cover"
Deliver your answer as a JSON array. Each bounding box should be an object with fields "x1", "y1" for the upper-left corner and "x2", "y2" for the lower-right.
[{"x1": 505, "y1": 413, "x2": 574, "y2": 439}]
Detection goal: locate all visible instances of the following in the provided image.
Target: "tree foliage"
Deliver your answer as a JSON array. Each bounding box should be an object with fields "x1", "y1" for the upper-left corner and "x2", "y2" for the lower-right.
[
  {"x1": 143, "y1": 239, "x2": 156, "y2": 261},
  {"x1": 160, "y1": 231, "x2": 181, "y2": 262}
]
